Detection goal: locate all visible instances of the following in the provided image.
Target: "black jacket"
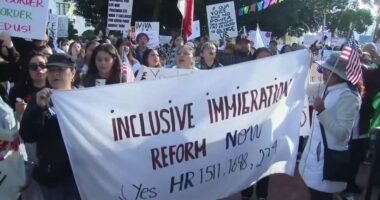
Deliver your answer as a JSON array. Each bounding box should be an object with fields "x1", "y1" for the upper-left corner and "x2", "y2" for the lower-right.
[{"x1": 19, "y1": 94, "x2": 73, "y2": 187}]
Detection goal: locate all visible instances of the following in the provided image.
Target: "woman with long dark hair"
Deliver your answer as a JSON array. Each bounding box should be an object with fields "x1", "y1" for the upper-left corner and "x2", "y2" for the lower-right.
[
  {"x1": 8, "y1": 53, "x2": 48, "y2": 111},
  {"x1": 81, "y1": 43, "x2": 134, "y2": 87},
  {"x1": 142, "y1": 49, "x2": 161, "y2": 68}
]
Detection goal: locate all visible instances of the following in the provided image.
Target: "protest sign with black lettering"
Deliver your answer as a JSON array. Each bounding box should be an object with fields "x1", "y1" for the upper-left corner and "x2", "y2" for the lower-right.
[
  {"x1": 206, "y1": 1, "x2": 238, "y2": 41},
  {"x1": 135, "y1": 65, "x2": 196, "y2": 81},
  {"x1": 52, "y1": 50, "x2": 310, "y2": 200},
  {"x1": 58, "y1": 16, "x2": 69, "y2": 38},
  {"x1": 0, "y1": 0, "x2": 49, "y2": 40},
  {"x1": 135, "y1": 22, "x2": 160, "y2": 48},
  {"x1": 48, "y1": 14, "x2": 58, "y2": 45},
  {"x1": 107, "y1": 0, "x2": 133, "y2": 31}
]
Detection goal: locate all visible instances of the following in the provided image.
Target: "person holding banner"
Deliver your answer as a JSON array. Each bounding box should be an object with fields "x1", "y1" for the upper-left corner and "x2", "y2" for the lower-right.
[
  {"x1": 19, "y1": 53, "x2": 80, "y2": 200},
  {"x1": 172, "y1": 45, "x2": 197, "y2": 70},
  {"x1": 196, "y1": 42, "x2": 223, "y2": 70},
  {"x1": 241, "y1": 47, "x2": 273, "y2": 200},
  {"x1": 0, "y1": 95, "x2": 27, "y2": 200},
  {"x1": 82, "y1": 44, "x2": 134, "y2": 87},
  {"x1": 299, "y1": 53, "x2": 362, "y2": 200},
  {"x1": 115, "y1": 39, "x2": 140, "y2": 73},
  {"x1": 142, "y1": 49, "x2": 161, "y2": 68}
]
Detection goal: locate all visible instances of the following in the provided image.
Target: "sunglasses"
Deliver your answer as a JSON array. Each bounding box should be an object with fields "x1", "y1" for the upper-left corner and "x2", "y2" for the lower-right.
[{"x1": 29, "y1": 63, "x2": 47, "y2": 71}]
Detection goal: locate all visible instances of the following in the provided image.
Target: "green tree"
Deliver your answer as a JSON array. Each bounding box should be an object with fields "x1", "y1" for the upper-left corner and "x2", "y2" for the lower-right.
[{"x1": 328, "y1": 9, "x2": 373, "y2": 37}]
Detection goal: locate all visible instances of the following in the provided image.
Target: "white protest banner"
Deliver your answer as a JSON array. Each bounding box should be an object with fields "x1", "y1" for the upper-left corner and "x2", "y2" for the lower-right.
[
  {"x1": 48, "y1": 14, "x2": 58, "y2": 44},
  {"x1": 52, "y1": 50, "x2": 310, "y2": 200},
  {"x1": 249, "y1": 30, "x2": 272, "y2": 47},
  {"x1": 58, "y1": 16, "x2": 69, "y2": 38},
  {"x1": 0, "y1": 0, "x2": 49, "y2": 40},
  {"x1": 136, "y1": 22, "x2": 160, "y2": 48},
  {"x1": 107, "y1": 0, "x2": 133, "y2": 31},
  {"x1": 207, "y1": 1, "x2": 238, "y2": 41},
  {"x1": 300, "y1": 96, "x2": 311, "y2": 136},
  {"x1": 0, "y1": 138, "x2": 27, "y2": 199},
  {"x1": 135, "y1": 65, "x2": 196, "y2": 81},
  {"x1": 188, "y1": 20, "x2": 201, "y2": 40}
]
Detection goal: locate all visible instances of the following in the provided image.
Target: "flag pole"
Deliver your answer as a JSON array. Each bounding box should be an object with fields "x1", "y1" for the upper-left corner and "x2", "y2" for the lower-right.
[{"x1": 321, "y1": 27, "x2": 354, "y2": 99}]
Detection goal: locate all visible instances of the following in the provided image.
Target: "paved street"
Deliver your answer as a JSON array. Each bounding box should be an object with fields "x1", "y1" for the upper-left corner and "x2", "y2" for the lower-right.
[{"x1": 223, "y1": 164, "x2": 378, "y2": 200}]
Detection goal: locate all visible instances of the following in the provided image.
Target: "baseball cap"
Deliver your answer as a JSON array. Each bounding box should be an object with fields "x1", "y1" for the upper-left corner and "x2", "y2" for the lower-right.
[{"x1": 46, "y1": 53, "x2": 76, "y2": 68}]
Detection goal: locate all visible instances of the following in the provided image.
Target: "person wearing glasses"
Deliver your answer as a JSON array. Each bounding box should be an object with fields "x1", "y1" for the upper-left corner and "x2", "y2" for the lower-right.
[
  {"x1": 20, "y1": 53, "x2": 81, "y2": 199},
  {"x1": 8, "y1": 53, "x2": 48, "y2": 114}
]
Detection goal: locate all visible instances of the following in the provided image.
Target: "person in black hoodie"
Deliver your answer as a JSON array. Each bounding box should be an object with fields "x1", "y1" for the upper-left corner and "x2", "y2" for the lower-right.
[{"x1": 20, "y1": 53, "x2": 80, "y2": 200}]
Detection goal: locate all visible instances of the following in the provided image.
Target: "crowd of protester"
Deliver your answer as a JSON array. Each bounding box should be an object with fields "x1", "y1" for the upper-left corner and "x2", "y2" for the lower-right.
[{"x1": 0, "y1": 29, "x2": 380, "y2": 200}]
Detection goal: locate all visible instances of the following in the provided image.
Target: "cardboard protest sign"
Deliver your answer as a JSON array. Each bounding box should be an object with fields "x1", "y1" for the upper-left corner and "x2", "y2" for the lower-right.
[
  {"x1": 135, "y1": 66, "x2": 196, "y2": 81},
  {"x1": 107, "y1": 0, "x2": 133, "y2": 31},
  {"x1": 48, "y1": 14, "x2": 58, "y2": 44},
  {"x1": 188, "y1": 20, "x2": 201, "y2": 40},
  {"x1": 0, "y1": 0, "x2": 49, "y2": 40},
  {"x1": 135, "y1": 22, "x2": 160, "y2": 48},
  {"x1": 206, "y1": 1, "x2": 238, "y2": 41},
  {"x1": 58, "y1": 16, "x2": 69, "y2": 38},
  {"x1": 52, "y1": 50, "x2": 310, "y2": 200}
]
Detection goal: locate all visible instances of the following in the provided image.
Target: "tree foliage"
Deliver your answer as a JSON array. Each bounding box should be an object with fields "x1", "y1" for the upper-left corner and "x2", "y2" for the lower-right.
[{"x1": 75, "y1": 0, "x2": 374, "y2": 38}]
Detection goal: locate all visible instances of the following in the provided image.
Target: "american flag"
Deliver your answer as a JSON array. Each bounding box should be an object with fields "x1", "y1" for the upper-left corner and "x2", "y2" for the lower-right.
[
  {"x1": 340, "y1": 32, "x2": 362, "y2": 85},
  {"x1": 121, "y1": 63, "x2": 129, "y2": 75}
]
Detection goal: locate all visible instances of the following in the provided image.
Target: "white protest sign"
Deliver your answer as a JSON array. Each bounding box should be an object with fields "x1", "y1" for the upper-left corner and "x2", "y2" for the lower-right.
[
  {"x1": 300, "y1": 96, "x2": 311, "y2": 136},
  {"x1": 0, "y1": 0, "x2": 49, "y2": 40},
  {"x1": 136, "y1": 22, "x2": 160, "y2": 48},
  {"x1": 107, "y1": 0, "x2": 133, "y2": 31},
  {"x1": 58, "y1": 16, "x2": 69, "y2": 38},
  {"x1": 52, "y1": 50, "x2": 310, "y2": 200},
  {"x1": 159, "y1": 36, "x2": 172, "y2": 45},
  {"x1": 188, "y1": 20, "x2": 201, "y2": 40},
  {"x1": 135, "y1": 65, "x2": 196, "y2": 81},
  {"x1": 206, "y1": 1, "x2": 238, "y2": 41},
  {"x1": 48, "y1": 14, "x2": 58, "y2": 44},
  {"x1": 249, "y1": 30, "x2": 272, "y2": 46}
]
